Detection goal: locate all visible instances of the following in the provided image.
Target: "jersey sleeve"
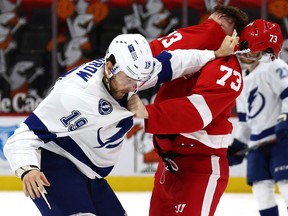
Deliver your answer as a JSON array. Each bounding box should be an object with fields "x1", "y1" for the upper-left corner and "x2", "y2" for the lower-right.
[
  {"x1": 235, "y1": 82, "x2": 247, "y2": 123},
  {"x1": 3, "y1": 91, "x2": 91, "y2": 172},
  {"x1": 266, "y1": 59, "x2": 288, "y2": 113},
  {"x1": 4, "y1": 86, "x2": 99, "y2": 172},
  {"x1": 233, "y1": 92, "x2": 251, "y2": 144},
  {"x1": 149, "y1": 19, "x2": 225, "y2": 55},
  {"x1": 139, "y1": 49, "x2": 215, "y2": 91},
  {"x1": 144, "y1": 56, "x2": 243, "y2": 134},
  {"x1": 233, "y1": 121, "x2": 251, "y2": 144},
  {"x1": 4, "y1": 123, "x2": 42, "y2": 173}
]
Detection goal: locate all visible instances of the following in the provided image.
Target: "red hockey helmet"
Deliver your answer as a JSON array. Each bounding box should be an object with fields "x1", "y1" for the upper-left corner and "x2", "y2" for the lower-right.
[{"x1": 239, "y1": 19, "x2": 283, "y2": 58}]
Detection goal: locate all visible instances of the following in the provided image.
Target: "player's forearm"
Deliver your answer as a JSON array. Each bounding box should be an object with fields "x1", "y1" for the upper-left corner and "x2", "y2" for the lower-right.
[
  {"x1": 144, "y1": 98, "x2": 205, "y2": 134},
  {"x1": 168, "y1": 49, "x2": 215, "y2": 79},
  {"x1": 4, "y1": 146, "x2": 40, "y2": 175},
  {"x1": 4, "y1": 125, "x2": 41, "y2": 174}
]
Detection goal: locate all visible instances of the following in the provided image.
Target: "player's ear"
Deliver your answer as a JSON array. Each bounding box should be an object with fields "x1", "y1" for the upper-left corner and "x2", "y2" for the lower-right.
[{"x1": 105, "y1": 61, "x2": 113, "y2": 75}]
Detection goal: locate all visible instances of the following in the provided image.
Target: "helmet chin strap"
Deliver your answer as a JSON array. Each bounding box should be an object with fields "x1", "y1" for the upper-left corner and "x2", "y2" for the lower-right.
[{"x1": 104, "y1": 66, "x2": 113, "y2": 90}]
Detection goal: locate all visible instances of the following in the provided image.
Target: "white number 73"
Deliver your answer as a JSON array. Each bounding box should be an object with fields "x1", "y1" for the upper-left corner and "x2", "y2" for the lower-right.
[
  {"x1": 270, "y1": 34, "x2": 278, "y2": 43},
  {"x1": 216, "y1": 65, "x2": 242, "y2": 92}
]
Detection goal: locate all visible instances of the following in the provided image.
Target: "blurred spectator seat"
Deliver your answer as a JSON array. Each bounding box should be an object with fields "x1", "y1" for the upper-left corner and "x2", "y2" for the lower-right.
[
  {"x1": 19, "y1": 30, "x2": 51, "y2": 54},
  {"x1": 29, "y1": 8, "x2": 51, "y2": 30}
]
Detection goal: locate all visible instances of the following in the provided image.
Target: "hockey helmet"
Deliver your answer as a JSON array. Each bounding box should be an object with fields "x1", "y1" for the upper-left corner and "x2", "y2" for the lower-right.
[
  {"x1": 239, "y1": 19, "x2": 283, "y2": 58},
  {"x1": 105, "y1": 34, "x2": 154, "y2": 82}
]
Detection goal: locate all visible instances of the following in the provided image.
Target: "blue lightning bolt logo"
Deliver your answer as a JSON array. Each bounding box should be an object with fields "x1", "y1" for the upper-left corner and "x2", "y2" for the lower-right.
[
  {"x1": 247, "y1": 87, "x2": 265, "y2": 119},
  {"x1": 95, "y1": 117, "x2": 133, "y2": 149}
]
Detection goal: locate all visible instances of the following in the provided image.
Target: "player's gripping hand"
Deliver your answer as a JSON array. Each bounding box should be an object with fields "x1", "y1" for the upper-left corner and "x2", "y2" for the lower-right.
[
  {"x1": 275, "y1": 113, "x2": 288, "y2": 145},
  {"x1": 22, "y1": 170, "x2": 50, "y2": 199},
  {"x1": 227, "y1": 139, "x2": 247, "y2": 166},
  {"x1": 127, "y1": 94, "x2": 148, "y2": 119},
  {"x1": 214, "y1": 33, "x2": 239, "y2": 58}
]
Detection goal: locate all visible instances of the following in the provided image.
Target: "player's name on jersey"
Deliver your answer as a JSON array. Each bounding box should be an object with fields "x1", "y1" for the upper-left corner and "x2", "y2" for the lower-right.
[
  {"x1": 76, "y1": 59, "x2": 105, "y2": 82},
  {"x1": 0, "y1": 92, "x2": 42, "y2": 113}
]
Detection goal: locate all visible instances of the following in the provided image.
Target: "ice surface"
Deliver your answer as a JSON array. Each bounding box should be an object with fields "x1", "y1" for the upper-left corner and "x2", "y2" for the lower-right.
[{"x1": 0, "y1": 191, "x2": 287, "y2": 216}]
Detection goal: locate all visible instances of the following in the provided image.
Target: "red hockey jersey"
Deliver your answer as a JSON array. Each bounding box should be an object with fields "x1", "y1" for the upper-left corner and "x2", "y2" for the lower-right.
[
  {"x1": 146, "y1": 19, "x2": 242, "y2": 153},
  {"x1": 150, "y1": 19, "x2": 225, "y2": 56}
]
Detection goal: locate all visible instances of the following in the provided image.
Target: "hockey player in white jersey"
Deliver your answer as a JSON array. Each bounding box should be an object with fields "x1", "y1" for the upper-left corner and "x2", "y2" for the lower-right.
[
  {"x1": 3, "y1": 33, "x2": 238, "y2": 216},
  {"x1": 227, "y1": 20, "x2": 287, "y2": 216}
]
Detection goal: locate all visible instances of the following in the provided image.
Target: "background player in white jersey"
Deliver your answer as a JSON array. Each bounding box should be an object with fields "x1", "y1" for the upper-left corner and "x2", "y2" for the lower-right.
[
  {"x1": 3, "y1": 33, "x2": 236, "y2": 215},
  {"x1": 227, "y1": 19, "x2": 286, "y2": 216}
]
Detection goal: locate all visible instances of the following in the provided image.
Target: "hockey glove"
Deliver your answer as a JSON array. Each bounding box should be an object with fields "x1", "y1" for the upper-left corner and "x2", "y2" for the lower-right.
[
  {"x1": 275, "y1": 113, "x2": 288, "y2": 145},
  {"x1": 227, "y1": 139, "x2": 248, "y2": 166}
]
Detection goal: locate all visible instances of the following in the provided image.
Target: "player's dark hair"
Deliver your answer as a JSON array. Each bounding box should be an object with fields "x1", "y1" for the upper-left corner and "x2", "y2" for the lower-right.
[
  {"x1": 212, "y1": 5, "x2": 249, "y2": 35},
  {"x1": 106, "y1": 54, "x2": 116, "y2": 65}
]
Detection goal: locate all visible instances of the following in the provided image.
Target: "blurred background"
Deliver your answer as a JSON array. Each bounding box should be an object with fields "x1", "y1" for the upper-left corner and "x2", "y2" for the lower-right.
[{"x1": 0, "y1": 0, "x2": 287, "y2": 194}]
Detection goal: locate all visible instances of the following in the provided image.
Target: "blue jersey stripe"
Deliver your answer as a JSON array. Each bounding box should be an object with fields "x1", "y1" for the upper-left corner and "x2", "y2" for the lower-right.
[
  {"x1": 238, "y1": 112, "x2": 246, "y2": 122},
  {"x1": 154, "y1": 51, "x2": 173, "y2": 84},
  {"x1": 250, "y1": 126, "x2": 275, "y2": 141},
  {"x1": 24, "y1": 113, "x2": 57, "y2": 143},
  {"x1": 280, "y1": 87, "x2": 288, "y2": 100},
  {"x1": 24, "y1": 113, "x2": 113, "y2": 177},
  {"x1": 54, "y1": 137, "x2": 114, "y2": 177}
]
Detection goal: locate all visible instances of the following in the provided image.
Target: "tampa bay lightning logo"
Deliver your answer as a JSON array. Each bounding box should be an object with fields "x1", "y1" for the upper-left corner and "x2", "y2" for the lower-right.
[
  {"x1": 247, "y1": 87, "x2": 265, "y2": 119},
  {"x1": 98, "y1": 99, "x2": 113, "y2": 115},
  {"x1": 0, "y1": 125, "x2": 18, "y2": 160},
  {"x1": 95, "y1": 117, "x2": 133, "y2": 149}
]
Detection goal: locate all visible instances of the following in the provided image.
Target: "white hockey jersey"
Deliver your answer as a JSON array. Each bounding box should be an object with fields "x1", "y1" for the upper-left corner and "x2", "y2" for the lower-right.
[
  {"x1": 4, "y1": 49, "x2": 215, "y2": 179},
  {"x1": 234, "y1": 58, "x2": 288, "y2": 147}
]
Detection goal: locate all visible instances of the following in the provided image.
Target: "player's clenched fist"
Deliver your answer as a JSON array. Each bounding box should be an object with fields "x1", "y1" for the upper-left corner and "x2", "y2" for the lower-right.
[
  {"x1": 127, "y1": 94, "x2": 148, "y2": 119},
  {"x1": 214, "y1": 33, "x2": 239, "y2": 58}
]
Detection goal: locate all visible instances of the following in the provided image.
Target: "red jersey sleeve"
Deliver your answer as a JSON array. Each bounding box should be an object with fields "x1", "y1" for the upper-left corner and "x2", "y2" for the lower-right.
[
  {"x1": 149, "y1": 19, "x2": 226, "y2": 56},
  {"x1": 145, "y1": 56, "x2": 243, "y2": 134}
]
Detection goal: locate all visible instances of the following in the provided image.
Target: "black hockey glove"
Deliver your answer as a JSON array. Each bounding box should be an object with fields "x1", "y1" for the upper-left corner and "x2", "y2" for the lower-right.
[
  {"x1": 227, "y1": 139, "x2": 248, "y2": 166},
  {"x1": 275, "y1": 113, "x2": 288, "y2": 145}
]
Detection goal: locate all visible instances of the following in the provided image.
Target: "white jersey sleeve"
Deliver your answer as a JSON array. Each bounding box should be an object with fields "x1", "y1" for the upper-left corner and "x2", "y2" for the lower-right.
[
  {"x1": 265, "y1": 59, "x2": 288, "y2": 114},
  {"x1": 3, "y1": 123, "x2": 42, "y2": 173},
  {"x1": 138, "y1": 49, "x2": 215, "y2": 91}
]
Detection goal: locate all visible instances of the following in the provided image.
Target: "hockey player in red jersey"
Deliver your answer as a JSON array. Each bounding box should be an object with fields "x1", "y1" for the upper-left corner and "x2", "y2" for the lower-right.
[
  {"x1": 128, "y1": 5, "x2": 257, "y2": 216},
  {"x1": 145, "y1": 6, "x2": 248, "y2": 216},
  {"x1": 128, "y1": 5, "x2": 249, "y2": 216},
  {"x1": 130, "y1": 28, "x2": 283, "y2": 216},
  {"x1": 129, "y1": 11, "x2": 283, "y2": 216}
]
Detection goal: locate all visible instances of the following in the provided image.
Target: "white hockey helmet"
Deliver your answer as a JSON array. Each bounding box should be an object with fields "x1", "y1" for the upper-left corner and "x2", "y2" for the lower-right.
[{"x1": 105, "y1": 34, "x2": 154, "y2": 82}]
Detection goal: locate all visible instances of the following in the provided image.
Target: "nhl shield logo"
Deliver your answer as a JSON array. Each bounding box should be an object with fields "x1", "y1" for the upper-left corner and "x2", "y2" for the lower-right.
[
  {"x1": 0, "y1": 125, "x2": 18, "y2": 160},
  {"x1": 98, "y1": 99, "x2": 113, "y2": 115}
]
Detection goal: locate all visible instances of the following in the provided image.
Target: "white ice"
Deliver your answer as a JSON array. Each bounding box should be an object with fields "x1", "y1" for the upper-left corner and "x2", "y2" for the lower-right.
[{"x1": 0, "y1": 191, "x2": 287, "y2": 216}]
